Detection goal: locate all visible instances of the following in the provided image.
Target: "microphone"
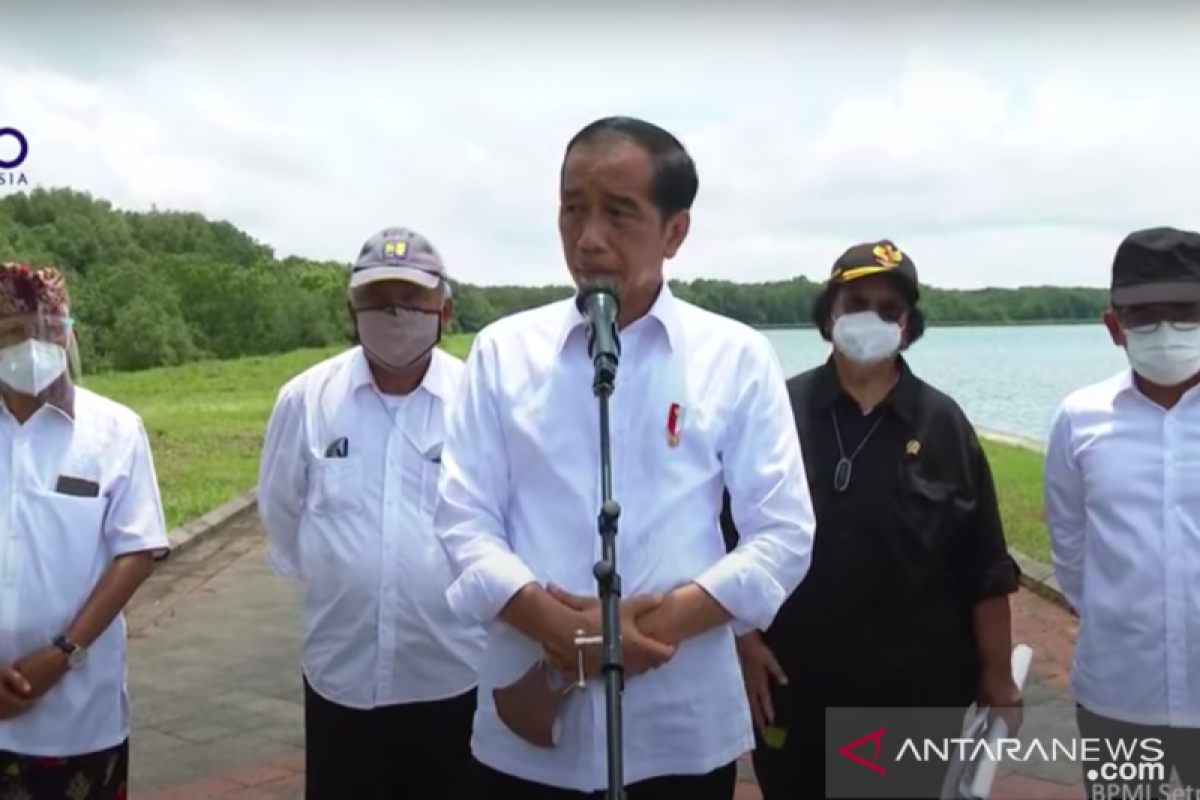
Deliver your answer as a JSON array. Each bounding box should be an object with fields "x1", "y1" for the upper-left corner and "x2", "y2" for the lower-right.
[{"x1": 576, "y1": 277, "x2": 621, "y2": 394}]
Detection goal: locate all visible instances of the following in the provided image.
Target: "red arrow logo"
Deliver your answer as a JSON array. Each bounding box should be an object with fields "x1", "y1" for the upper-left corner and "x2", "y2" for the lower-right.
[{"x1": 838, "y1": 727, "x2": 887, "y2": 774}]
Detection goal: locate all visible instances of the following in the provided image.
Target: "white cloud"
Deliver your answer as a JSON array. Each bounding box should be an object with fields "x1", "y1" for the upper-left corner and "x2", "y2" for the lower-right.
[{"x1": 2, "y1": 5, "x2": 1199, "y2": 290}]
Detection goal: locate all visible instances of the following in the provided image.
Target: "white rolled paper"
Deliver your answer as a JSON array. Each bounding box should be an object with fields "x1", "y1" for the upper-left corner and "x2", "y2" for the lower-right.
[{"x1": 965, "y1": 644, "x2": 1035, "y2": 799}]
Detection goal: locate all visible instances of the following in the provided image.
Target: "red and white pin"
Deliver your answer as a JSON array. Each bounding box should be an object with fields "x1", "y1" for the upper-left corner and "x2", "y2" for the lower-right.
[{"x1": 666, "y1": 402, "x2": 686, "y2": 447}]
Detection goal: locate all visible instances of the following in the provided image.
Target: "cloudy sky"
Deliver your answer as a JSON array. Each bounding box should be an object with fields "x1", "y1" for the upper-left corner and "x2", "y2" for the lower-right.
[{"x1": 2, "y1": 2, "x2": 1198, "y2": 289}]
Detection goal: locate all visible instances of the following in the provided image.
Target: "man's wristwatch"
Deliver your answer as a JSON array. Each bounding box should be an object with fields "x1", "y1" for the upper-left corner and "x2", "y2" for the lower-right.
[{"x1": 52, "y1": 635, "x2": 87, "y2": 669}]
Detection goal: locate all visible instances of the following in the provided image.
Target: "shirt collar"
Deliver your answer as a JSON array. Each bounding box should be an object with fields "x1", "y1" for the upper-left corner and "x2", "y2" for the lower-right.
[
  {"x1": 1114, "y1": 368, "x2": 1138, "y2": 398},
  {"x1": 811, "y1": 354, "x2": 920, "y2": 426},
  {"x1": 1115, "y1": 365, "x2": 1200, "y2": 407},
  {"x1": 555, "y1": 281, "x2": 684, "y2": 355},
  {"x1": 349, "y1": 346, "x2": 455, "y2": 401},
  {"x1": 0, "y1": 378, "x2": 75, "y2": 423}
]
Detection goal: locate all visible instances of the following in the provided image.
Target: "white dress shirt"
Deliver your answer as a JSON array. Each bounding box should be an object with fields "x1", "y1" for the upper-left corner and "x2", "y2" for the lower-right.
[
  {"x1": 0, "y1": 387, "x2": 170, "y2": 756},
  {"x1": 259, "y1": 346, "x2": 485, "y2": 709},
  {"x1": 1045, "y1": 369, "x2": 1200, "y2": 727},
  {"x1": 436, "y1": 287, "x2": 816, "y2": 790}
]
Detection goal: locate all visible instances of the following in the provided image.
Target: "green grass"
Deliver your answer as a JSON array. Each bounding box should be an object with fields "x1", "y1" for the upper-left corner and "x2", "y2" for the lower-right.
[
  {"x1": 80, "y1": 334, "x2": 475, "y2": 529},
  {"x1": 78, "y1": 332, "x2": 1052, "y2": 564},
  {"x1": 982, "y1": 440, "x2": 1048, "y2": 562}
]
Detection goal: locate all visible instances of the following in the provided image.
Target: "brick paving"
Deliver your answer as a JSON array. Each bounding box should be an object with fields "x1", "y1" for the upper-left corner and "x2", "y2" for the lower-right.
[{"x1": 125, "y1": 516, "x2": 1086, "y2": 799}]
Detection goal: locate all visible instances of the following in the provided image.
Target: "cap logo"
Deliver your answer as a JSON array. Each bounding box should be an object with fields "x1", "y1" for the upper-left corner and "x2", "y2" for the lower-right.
[
  {"x1": 873, "y1": 244, "x2": 902, "y2": 268},
  {"x1": 382, "y1": 240, "x2": 408, "y2": 260}
]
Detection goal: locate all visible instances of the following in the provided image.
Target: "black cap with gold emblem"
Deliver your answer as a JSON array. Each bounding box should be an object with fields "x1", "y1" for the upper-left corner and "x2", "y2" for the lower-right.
[{"x1": 828, "y1": 240, "x2": 919, "y2": 301}]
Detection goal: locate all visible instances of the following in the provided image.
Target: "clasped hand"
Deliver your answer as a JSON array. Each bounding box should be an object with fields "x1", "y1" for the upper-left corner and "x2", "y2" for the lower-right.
[
  {"x1": 0, "y1": 647, "x2": 68, "y2": 720},
  {"x1": 543, "y1": 585, "x2": 676, "y2": 683}
]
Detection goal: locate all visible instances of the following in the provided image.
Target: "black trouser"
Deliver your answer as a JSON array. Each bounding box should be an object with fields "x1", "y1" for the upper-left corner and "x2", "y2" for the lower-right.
[
  {"x1": 752, "y1": 705, "x2": 964, "y2": 800},
  {"x1": 1077, "y1": 705, "x2": 1200, "y2": 798},
  {"x1": 304, "y1": 677, "x2": 479, "y2": 800},
  {"x1": 476, "y1": 758, "x2": 738, "y2": 799}
]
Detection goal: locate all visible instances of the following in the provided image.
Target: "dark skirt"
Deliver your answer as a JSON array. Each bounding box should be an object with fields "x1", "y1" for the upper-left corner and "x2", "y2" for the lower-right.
[{"x1": 0, "y1": 739, "x2": 128, "y2": 799}]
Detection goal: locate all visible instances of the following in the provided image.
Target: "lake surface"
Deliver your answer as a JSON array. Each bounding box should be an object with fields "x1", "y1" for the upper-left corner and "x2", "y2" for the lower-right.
[{"x1": 764, "y1": 324, "x2": 1129, "y2": 443}]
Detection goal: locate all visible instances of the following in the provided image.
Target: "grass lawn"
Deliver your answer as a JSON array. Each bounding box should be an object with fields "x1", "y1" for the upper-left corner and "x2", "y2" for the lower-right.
[
  {"x1": 80, "y1": 334, "x2": 475, "y2": 529},
  {"x1": 79, "y1": 332, "x2": 1052, "y2": 563},
  {"x1": 982, "y1": 440, "x2": 1048, "y2": 562}
]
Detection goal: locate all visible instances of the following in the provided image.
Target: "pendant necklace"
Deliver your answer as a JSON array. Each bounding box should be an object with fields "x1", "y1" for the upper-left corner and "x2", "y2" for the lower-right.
[{"x1": 831, "y1": 409, "x2": 885, "y2": 493}]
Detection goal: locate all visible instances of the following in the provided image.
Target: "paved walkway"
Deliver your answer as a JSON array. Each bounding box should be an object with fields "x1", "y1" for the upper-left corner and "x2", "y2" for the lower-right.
[{"x1": 125, "y1": 516, "x2": 1085, "y2": 799}]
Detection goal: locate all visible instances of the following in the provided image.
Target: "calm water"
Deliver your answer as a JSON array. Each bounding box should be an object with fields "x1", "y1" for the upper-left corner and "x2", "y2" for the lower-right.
[{"x1": 764, "y1": 325, "x2": 1129, "y2": 443}]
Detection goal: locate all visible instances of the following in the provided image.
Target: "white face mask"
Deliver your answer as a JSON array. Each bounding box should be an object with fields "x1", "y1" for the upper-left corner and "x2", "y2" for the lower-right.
[
  {"x1": 0, "y1": 339, "x2": 69, "y2": 396},
  {"x1": 831, "y1": 311, "x2": 903, "y2": 365},
  {"x1": 1124, "y1": 325, "x2": 1200, "y2": 387}
]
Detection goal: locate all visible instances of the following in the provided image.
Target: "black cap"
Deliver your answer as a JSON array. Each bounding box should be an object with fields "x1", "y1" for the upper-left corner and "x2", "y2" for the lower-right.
[
  {"x1": 828, "y1": 240, "x2": 919, "y2": 300},
  {"x1": 1111, "y1": 227, "x2": 1200, "y2": 305}
]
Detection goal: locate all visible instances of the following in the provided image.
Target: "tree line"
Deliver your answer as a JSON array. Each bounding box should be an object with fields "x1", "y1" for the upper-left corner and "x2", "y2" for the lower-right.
[{"x1": 0, "y1": 188, "x2": 1110, "y2": 372}]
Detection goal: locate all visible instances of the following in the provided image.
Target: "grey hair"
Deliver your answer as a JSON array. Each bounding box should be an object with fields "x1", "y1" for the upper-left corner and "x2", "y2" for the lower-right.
[{"x1": 441, "y1": 280, "x2": 453, "y2": 299}]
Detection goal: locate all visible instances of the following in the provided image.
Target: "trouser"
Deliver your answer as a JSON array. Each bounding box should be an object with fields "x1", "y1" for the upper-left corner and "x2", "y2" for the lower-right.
[
  {"x1": 752, "y1": 705, "x2": 964, "y2": 800},
  {"x1": 1077, "y1": 705, "x2": 1200, "y2": 798},
  {"x1": 0, "y1": 738, "x2": 129, "y2": 799},
  {"x1": 476, "y1": 758, "x2": 738, "y2": 799},
  {"x1": 304, "y1": 677, "x2": 479, "y2": 800}
]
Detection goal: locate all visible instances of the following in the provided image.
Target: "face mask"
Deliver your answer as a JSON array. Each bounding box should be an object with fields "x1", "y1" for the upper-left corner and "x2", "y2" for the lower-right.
[
  {"x1": 0, "y1": 339, "x2": 68, "y2": 396},
  {"x1": 1124, "y1": 325, "x2": 1200, "y2": 387},
  {"x1": 356, "y1": 308, "x2": 441, "y2": 372},
  {"x1": 831, "y1": 311, "x2": 903, "y2": 365}
]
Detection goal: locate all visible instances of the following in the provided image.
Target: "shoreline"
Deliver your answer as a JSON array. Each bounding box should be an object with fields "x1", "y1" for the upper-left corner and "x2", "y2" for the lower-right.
[
  {"x1": 756, "y1": 319, "x2": 1096, "y2": 331},
  {"x1": 976, "y1": 426, "x2": 1044, "y2": 452},
  {"x1": 80, "y1": 340, "x2": 1067, "y2": 610}
]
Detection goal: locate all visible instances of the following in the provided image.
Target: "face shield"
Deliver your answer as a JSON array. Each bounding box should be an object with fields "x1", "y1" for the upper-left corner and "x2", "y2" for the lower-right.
[{"x1": 0, "y1": 310, "x2": 81, "y2": 399}]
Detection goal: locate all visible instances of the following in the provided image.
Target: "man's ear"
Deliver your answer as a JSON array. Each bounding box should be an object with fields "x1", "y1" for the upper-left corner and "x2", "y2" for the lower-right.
[
  {"x1": 1102, "y1": 309, "x2": 1124, "y2": 347},
  {"x1": 440, "y1": 298, "x2": 454, "y2": 328},
  {"x1": 662, "y1": 210, "x2": 690, "y2": 260}
]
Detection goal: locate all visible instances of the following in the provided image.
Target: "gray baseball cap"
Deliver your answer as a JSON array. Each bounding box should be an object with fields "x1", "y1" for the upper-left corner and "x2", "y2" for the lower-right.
[{"x1": 350, "y1": 227, "x2": 447, "y2": 290}]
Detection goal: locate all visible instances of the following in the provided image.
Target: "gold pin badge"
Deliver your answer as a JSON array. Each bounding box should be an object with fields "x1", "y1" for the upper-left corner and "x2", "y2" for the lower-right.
[{"x1": 905, "y1": 439, "x2": 921, "y2": 457}]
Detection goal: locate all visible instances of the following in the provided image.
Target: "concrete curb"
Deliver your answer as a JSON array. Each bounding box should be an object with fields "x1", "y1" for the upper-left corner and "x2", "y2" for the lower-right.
[
  {"x1": 161, "y1": 489, "x2": 258, "y2": 560},
  {"x1": 976, "y1": 429, "x2": 1074, "y2": 614},
  {"x1": 154, "y1": 432, "x2": 1070, "y2": 611}
]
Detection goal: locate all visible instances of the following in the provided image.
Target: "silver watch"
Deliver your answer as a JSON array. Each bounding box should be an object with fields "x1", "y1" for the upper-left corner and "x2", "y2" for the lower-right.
[{"x1": 52, "y1": 635, "x2": 87, "y2": 669}]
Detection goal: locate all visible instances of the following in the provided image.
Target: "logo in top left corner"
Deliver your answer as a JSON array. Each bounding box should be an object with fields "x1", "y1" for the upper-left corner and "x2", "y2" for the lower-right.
[{"x1": 0, "y1": 127, "x2": 30, "y2": 188}]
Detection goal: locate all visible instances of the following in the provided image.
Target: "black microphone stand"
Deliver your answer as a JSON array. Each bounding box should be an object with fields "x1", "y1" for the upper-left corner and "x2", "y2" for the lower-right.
[{"x1": 590, "y1": 340, "x2": 624, "y2": 799}]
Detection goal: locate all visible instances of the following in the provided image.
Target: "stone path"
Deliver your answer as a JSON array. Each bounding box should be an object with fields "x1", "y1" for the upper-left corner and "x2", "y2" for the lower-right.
[{"x1": 124, "y1": 516, "x2": 1085, "y2": 799}]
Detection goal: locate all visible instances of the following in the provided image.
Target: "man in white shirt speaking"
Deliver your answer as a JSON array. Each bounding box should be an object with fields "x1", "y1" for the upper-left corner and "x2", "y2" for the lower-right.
[
  {"x1": 0, "y1": 261, "x2": 169, "y2": 800},
  {"x1": 1044, "y1": 227, "x2": 1200, "y2": 797},
  {"x1": 258, "y1": 228, "x2": 485, "y2": 800},
  {"x1": 435, "y1": 116, "x2": 816, "y2": 798}
]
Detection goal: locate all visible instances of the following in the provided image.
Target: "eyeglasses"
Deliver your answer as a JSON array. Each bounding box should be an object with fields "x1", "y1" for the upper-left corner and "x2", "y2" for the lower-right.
[
  {"x1": 1124, "y1": 320, "x2": 1200, "y2": 335},
  {"x1": 354, "y1": 304, "x2": 436, "y2": 316},
  {"x1": 1118, "y1": 304, "x2": 1200, "y2": 335}
]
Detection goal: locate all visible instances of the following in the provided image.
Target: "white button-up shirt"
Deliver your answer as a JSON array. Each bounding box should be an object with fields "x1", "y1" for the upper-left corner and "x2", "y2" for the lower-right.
[
  {"x1": 259, "y1": 346, "x2": 485, "y2": 709},
  {"x1": 436, "y1": 287, "x2": 816, "y2": 790},
  {"x1": 1045, "y1": 369, "x2": 1200, "y2": 727},
  {"x1": 0, "y1": 387, "x2": 170, "y2": 756}
]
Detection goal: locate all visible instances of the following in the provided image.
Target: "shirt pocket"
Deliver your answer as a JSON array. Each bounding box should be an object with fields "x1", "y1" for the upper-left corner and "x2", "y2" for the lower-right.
[
  {"x1": 419, "y1": 452, "x2": 443, "y2": 519},
  {"x1": 20, "y1": 489, "x2": 109, "y2": 619},
  {"x1": 306, "y1": 456, "x2": 363, "y2": 515},
  {"x1": 892, "y1": 470, "x2": 968, "y2": 568}
]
